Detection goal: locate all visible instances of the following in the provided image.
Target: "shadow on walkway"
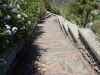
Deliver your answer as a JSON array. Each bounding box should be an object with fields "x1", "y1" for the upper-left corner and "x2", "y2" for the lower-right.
[{"x1": 10, "y1": 22, "x2": 45, "y2": 75}]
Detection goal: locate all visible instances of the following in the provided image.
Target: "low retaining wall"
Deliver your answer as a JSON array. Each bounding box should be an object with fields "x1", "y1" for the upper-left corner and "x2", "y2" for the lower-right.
[
  {"x1": 0, "y1": 40, "x2": 25, "y2": 75},
  {"x1": 79, "y1": 29, "x2": 100, "y2": 73},
  {"x1": 56, "y1": 15, "x2": 100, "y2": 73},
  {"x1": 42, "y1": 11, "x2": 53, "y2": 20},
  {"x1": 56, "y1": 15, "x2": 80, "y2": 44},
  {"x1": 79, "y1": 28, "x2": 100, "y2": 62}
]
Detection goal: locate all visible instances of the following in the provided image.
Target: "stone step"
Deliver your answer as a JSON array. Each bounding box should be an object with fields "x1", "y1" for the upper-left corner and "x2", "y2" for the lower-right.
[{"x1": 42, "y1": 47, "x2": 77, "y2": 52}]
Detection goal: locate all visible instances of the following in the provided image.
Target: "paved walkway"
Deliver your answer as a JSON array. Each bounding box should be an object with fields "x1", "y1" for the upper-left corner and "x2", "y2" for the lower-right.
[
  {"x1": 32, "y1": 16, "x2": 97, "y2": 75},
  {"x1": 11, "y1": 15, "x2": 97, "y2": 75}
]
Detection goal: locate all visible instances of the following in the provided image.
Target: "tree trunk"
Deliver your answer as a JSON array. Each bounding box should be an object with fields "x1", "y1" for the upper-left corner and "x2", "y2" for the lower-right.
[{"x1": 83, "y1": 11, "x2": 90, "y2": 28}]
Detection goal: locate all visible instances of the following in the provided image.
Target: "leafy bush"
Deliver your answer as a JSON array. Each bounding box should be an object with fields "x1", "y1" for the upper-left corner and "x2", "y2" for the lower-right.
[
  {"x1": 95, "y1": 15, "x2": 100, "y2": 20},
  {"x1": 43, "y1": 0, "x2": 60, "y2": 15},
  {"x1": 50, "y1": 4, "x2": 60, "y2": 15},
  {"x1": 0, "y1": 0, "x2": 45, "y2": 53},
  {"x1": 91, "y1": 20, "x2": 100, "y2": 37}
]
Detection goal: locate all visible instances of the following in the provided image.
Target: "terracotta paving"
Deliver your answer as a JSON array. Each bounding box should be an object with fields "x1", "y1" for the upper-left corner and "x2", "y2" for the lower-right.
[{"x1": 32, "y1": 16, "x2": 97, "y2": 75}]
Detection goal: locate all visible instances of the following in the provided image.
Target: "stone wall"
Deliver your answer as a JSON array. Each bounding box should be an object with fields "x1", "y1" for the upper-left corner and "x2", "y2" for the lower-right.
[{"x1": 0, "y1": 40, "x2": 25, "y2": 75}]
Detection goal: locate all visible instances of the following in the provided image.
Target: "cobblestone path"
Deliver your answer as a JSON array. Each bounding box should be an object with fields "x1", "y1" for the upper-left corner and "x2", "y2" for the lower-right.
[{"x1": 11, "y1": 15, "x2": 97, "y2": 75}]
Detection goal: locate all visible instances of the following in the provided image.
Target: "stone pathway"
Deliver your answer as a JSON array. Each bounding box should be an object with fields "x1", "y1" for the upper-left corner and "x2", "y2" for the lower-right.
[
  {"x1": 32, "y1": 16, "x2": 97, "y2": 75},
  {"x1": 11, "y1": 15, "x2": 97, "y2": 75}
]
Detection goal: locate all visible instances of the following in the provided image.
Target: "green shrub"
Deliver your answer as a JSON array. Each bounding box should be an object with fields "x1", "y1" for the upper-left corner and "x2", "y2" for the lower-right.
[
  {"x1": 0, "y1": 0, "x2": 45, "y2": 53},
  {"x1": 50, "y1": 4, "x2": 60, "y2": 15},
  {"x1": 95, "y1": 15, "x2": 100, "y2": 20},
  {"x1": 91, "y1": 20, "x2": 100, "y2": 40}
]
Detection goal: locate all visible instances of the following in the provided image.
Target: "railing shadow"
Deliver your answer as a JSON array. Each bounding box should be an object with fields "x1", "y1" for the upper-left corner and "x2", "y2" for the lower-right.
[{"x1": 10, "y1": 22, "x2": 46, "y2": 75}]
